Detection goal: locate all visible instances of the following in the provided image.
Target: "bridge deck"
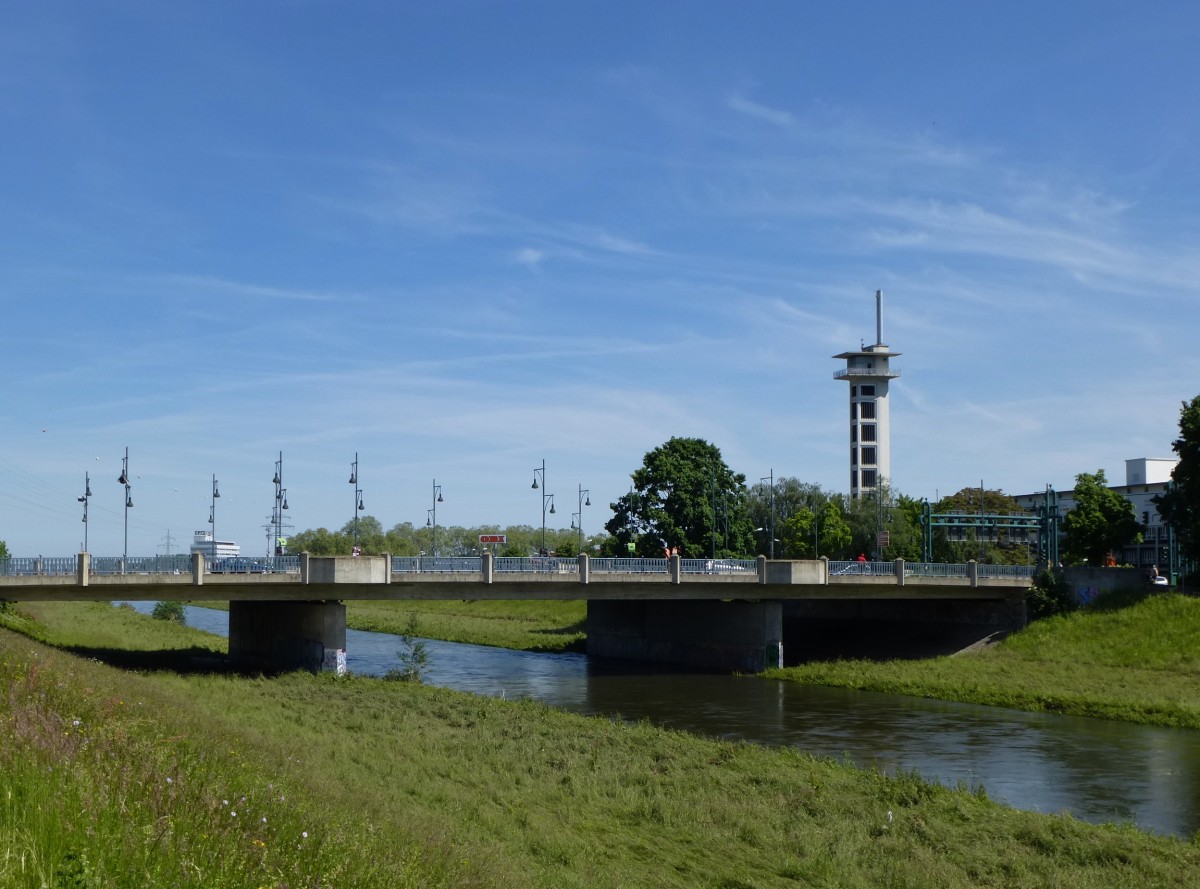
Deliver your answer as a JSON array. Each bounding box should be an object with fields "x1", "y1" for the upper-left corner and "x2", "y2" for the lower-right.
[{"x1": 0, "y1": 554, "x2": 1031, "y2": 602}]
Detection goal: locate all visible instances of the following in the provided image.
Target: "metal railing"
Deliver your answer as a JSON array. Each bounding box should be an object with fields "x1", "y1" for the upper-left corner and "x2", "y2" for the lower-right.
[
  {"x1": 93, "y1": 554, "x2": 192, "y2": 575},
  {"x1": 682, "y1": 558, "x2": 757, "y2": 575},
  {"x1": 0, "y1": 557, "x2": 78, "y2": 576},
  {"x1": 978, "y1": 564, "x2": 1037, "y2": 579},
  {"x1": 590, "y1": 558, "x2": 667, "y2": 574},
  {"x1": 829, "y1": 560, "x2": 896, "y2": 577},
  {"x1": 392, "y1": 556, "x2": 482, "y2": 574},
  {"x1": 904, "y1": 562, "x2": 968, "y2": 578}
]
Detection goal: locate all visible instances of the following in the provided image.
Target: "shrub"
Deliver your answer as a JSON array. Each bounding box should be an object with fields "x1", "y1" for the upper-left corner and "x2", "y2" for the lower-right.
[
  {"x1": 384, "y1": 613, "x2": 428, "y2": 682},
  {"x1": 1026, "y1": 569, "x2": 1074, "y2": 620},
  {"x1": 151, "y1": 600, "x2": 187, "y2": 624}
]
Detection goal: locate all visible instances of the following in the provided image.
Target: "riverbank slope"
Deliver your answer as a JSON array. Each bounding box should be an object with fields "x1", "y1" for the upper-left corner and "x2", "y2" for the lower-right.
[
  {"x1": 3, "y1": 600, "x2": 1197, "y2": 888},
  {"x1": 769, "y1": 591, "x2": 1200, "y2": 729}
]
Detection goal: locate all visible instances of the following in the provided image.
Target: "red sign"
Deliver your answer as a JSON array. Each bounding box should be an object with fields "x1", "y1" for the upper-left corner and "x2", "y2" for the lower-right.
[{"x1": 479, "y1": 534, "x2": 507, "y2": 544}]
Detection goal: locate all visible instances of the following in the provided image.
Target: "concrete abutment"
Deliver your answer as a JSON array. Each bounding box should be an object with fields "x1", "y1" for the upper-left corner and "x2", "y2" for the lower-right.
[{"x1": 228, "y1": 600, "x2": 347, "y2": 674}]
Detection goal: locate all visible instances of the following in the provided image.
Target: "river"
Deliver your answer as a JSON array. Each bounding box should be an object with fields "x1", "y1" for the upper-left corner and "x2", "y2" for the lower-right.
[{"x1": 123, "y1": 602, "x2": 1200, "y2": 839}]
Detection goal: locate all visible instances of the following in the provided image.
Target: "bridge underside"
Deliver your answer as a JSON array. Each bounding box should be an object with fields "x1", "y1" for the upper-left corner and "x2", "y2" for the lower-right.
[
  {"x1": 228, "y1": 601, "x2": 347, "y2": 674},
  {"x1": 587, "y1": 599, "x2": 783, "y2": 672}
]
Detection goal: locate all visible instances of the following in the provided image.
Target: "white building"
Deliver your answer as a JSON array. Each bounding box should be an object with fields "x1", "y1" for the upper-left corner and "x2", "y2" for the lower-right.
[
  {"x1": 1012, "y1": 457, "x2": 1177, "y2": 568},
  {"x1": 834, "y1": 290, "x2": 900, "y2": 499},
  {"x1": 190, "y1": 530, "x2": 241, "y2": 559}
]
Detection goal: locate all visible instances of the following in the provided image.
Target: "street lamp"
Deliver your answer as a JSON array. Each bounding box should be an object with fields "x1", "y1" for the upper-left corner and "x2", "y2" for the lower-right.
[
  {"x1": 570, "y1": 484, "x2": 591, "y2": 546},
  {"x1": 426, "y1": 479, "x2": 444, "y2": 557},
  {"x1": 209, "y1": 474, "x2": 221, "y2": 564},
  {"x1": 272, "y1": 452, "x2": 289, "y2": 558},
  {"x1": 117, "y1": 447, "x2": 132, "y2": 573},
  {"x1": 531, "y1": 459, "x2": 555, "y2": 555},
  {"x1": 77, "y1": 472, "x2": 92, "y2": 553},
  {"x1": 760, "y1": 469, "x2": 775, "y2": 559},
  {"x1": 349, "y1": 453, "x2": 364, "y2": 550}
]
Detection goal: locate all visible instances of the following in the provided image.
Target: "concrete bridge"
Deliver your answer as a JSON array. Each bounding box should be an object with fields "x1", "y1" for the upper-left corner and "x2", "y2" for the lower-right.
[{"x1": 0, "y1": 553, "x2": 1034, "y2": 673}]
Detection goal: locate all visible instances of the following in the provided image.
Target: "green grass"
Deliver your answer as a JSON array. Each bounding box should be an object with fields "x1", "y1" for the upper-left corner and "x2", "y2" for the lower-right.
[
  {"x1": 770, "y1": 592, "x2": 1200, "y2": 729},
  {"x1": 1, "y1": 600, "x2": 1199, "y2": 887}
]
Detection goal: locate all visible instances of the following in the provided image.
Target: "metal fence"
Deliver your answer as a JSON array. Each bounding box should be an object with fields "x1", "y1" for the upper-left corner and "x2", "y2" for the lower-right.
[
  {"x1": 904, "y1": 562, "x2": 969, "y2": 578},
  {"x1": 0, "y1": 557, "x2": 77, "y2": 576},
  {"x1": 978, "y1": 564, "x2": 1037, "y2": 579},
  {"x1": 392, "y1": 556, "x2": 483, "y2": 574},
  {"x1": 591, "y1": 558, "x2": 667, "y2": 574},
  {"x1": 829, "y1": 560, "x2": 897, "y2": 577}
]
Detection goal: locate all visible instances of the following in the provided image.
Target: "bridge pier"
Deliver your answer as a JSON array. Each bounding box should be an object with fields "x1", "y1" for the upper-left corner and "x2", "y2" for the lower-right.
[
  {"x1": 587, "y1": 599, "x2": 783, "y2": 672},
  {"x1": 228, "y1": 600, "x2": 347, "y2": 674}
]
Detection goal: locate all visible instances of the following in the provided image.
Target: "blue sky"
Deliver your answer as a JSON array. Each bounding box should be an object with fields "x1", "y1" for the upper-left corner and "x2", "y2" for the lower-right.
[{"x1": 2, "y1": 2, "x2": 1198, "y2": 557}]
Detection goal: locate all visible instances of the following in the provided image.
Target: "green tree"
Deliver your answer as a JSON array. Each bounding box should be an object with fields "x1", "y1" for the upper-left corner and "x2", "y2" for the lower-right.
[
  {"x1": 0, "y1": 539, "x2": 8, "y2": 560},
  {"x1": 1063, "y1": 470, "x2": 1141, "y2": 566},
  {"x1": 780, "y1": 500, "x2": 852, "y2": 558},
  {"x1": 1156, "y1": 394, "x2": 1200, "y2": 569},
  {"x1": 605, "y1": 437, "x2": 753, "y2": 557}
]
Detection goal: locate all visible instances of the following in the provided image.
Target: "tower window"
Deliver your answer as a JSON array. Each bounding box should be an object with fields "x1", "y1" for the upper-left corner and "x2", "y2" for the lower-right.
[
  {"x1": 861, "y1": 424, "x2": 877, "y2": 443},
  {"x1": 861, "y1": 385, "x2": 875, "y2": 396},
  {"x1": 859, "y1": 401, "x2": 876, "y2": 420},
  {"x1": 862, "y1": 469, "x2": 877, "y2": 488},
  {"x1": 861, "y1": 446, "x2": 877, "y2": 465},
  {"x1": 851, "y1": 447, "x2": 858, "y2": 467}
]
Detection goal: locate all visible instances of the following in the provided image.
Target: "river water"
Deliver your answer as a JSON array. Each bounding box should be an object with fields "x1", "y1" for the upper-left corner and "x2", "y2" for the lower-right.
[{"x1": 125, "y1": 603, "x2": 1200, "y2": 839}]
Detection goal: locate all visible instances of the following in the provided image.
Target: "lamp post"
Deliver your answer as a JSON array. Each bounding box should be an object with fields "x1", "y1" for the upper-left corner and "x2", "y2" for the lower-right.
[
  {"x1": 570, "y1": 484, "x2": 590, "y2": 547},
  {"x1": 117, "y1": 447, "x2": 132, "y2": 573},
  {"x1": 426, "y1": 479, "x2": 444, "y2": 557},
  {"x1": 349, "y1": 453, "x2": 364, "y2": 551},
  {"x1": 272, "y1": 452, "x2": 288, "y2": 558},
  {"x1": 77, "y1": 472, "x2": 92, "y2": 553},
  {"x1": 209, "y1": 474, "x2": 221, "y2": 564},
  {"x1": 531, "y1": 459, "x2": 555, "y2": 555},
  {"x1": 760, "y1": 469, "x2": 775, "y2": 559}
]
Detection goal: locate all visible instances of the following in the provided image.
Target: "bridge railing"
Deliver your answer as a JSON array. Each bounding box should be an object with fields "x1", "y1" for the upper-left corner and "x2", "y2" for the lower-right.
[
  {"x1": 590, "y1": 558, "x2": 666, "y2": 574},
  {"x1": 682, "y1": 558, "x2": 757, "y2": 575},
  {"x1": 829, "y1": 560, "x2": 896, "y2": 577},
  {"x1": 93, "y1": 554, "x2": 193, "y2": 575},
  {"x1": 392, "y1": 556, "x2": 483, "y2": 574},
  {"x1": 495, "y1": 557, "x2": 576, "y2": 574},
  {"x1": 0, "y1": 557, "x2": 78, "y2": 576},
  {"x1": 904, "y1": 562, "x2": 969, "y2": 578},
  {"x1": 978, "y1": 564, "x2": 1036, "y2": 579}
]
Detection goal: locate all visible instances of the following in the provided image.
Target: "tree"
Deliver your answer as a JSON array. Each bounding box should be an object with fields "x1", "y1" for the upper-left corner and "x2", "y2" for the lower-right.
[
  {"x1": 1062, "y1": 470, "x2": 1141, "y2": 566},
  {"x1": 1156, "y1": 394, "x2": 1200, "y2": 568},
  {"x1": 0, "y1": 539, "x2": 8, "y2": 560},
  {"x1": 605, "y1": 437, "x2": 753, "y2": 557},
  {"x1": 780, "y1": 500, "x2": 851, "y2": 558}
]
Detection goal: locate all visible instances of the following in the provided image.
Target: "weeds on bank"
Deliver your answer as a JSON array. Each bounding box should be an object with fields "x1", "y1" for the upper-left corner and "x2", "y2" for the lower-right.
[{"x1": 0, "y1": 629, "x2": 472, "y2": 888}]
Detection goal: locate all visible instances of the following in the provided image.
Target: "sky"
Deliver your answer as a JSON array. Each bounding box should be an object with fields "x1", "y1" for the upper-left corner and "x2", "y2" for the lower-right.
[{"x1": 2, "y1": 1, "x2": 1198, "y2": 558}]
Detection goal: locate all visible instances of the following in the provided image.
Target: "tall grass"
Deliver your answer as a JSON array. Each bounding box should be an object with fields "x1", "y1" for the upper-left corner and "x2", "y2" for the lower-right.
[{"x1": 2, "y1": 601, "x2": 1199, "y2": 887}]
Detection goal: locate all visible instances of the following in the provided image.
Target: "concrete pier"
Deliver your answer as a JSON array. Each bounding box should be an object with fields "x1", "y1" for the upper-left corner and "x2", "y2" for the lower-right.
[{"x1": 228, "y1": 600, "x2": 347, "y2": 674}]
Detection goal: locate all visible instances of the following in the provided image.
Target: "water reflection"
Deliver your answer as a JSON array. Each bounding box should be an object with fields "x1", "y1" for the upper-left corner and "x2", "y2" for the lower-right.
[{"x1": 125, "y1": 603, "x2": 1200, "y2": 838}]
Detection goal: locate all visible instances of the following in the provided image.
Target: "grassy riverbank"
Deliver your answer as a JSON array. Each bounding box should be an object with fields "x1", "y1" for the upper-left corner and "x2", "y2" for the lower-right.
[
  {"x1": 3, "y1": 600, "x2": 1198, "y2": 888},
  {"x1": 769, "y1": 591, "x2": 1200, "y2": 730}
]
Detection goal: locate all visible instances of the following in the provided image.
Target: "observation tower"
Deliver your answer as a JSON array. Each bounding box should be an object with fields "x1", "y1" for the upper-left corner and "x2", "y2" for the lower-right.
[{"x1": 833, "y1": 290, "x2": 900, "y2": 499}]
